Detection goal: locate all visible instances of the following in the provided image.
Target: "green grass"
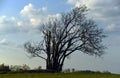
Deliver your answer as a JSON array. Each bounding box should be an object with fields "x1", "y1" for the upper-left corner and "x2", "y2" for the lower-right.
[{"x1": 0, "y1": 73, "x2": 120, "y2": 78}]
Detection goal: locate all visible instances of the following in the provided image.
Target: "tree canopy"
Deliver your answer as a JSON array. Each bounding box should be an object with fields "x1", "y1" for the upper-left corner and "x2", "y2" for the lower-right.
[{"x1": 24, "y1": 6, "x2": 106, "y2": 72}]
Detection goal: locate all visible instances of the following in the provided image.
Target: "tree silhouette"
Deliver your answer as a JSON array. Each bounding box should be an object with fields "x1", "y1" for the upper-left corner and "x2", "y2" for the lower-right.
[{"x1": 24, "y1": 6, "x2": 106, "y2": 72}]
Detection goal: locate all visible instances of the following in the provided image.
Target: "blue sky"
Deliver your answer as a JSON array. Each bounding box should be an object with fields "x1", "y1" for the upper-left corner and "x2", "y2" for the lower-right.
[{"x1": 0, "y1": 0, "x2": 120, "y2": 74}]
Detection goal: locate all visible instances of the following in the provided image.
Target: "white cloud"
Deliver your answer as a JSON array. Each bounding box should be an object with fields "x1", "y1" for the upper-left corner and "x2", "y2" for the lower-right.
[
  {"x1": 20, "y1": 3, "x2": 62, "y2": 27},
  {"x1": 0, "y1": 38, "x2": 9, "y2": 45},
  {"x1": 87, "y1": 0, "x2": 120, "y2": 21},
  {"x1": 17, "y1": 21, "x2": 24, "y2": 27},
  {"x1": 1, "y1": 2, "x2": 119, "y2": 34},
  {"x1": 105, "y1": 24, "x2": 120, "y2": 32},
  {"x1": 20, "y1": 3, "x2": 47, "y2": 27},
  {"x1": 67, "y1": 0, "x2": 120, "y2": 33},
  {"x1": 20, "y1": 3, "x2": 47, "y2": 18},
  {"x1": 0, "y1": 16, "x2": 19, "y2": 34},
  {"x1": 19, "y1": 3, "x2": 62, "y2": 28},
  {"x1": 30, "y1": 18, "x2": 41, "y2": 26},
  {"x1": 0, "y1": 16, "x2": 16, "y2": 26},
  {"x1": 67, "y1": 0, "x2": 87, "y2": 7},
  {"x1": 0, "y1": 3, "x2": 62, "y2": 34},
  {"x1": 0, "y1": 4, "x2": 41, "y2": 34},
  {"x1": 67, "y1": 0, "x2": 120, "y2": 22},
  {"x1": 67, "y1": 0, "x2": 78, "y2": 4},
  {"x1": 0, "y1": 38, "x2": 23, "y2": 49},
  {"x1": 47, "y1": 13, "x2": 61, "y2": 21}
]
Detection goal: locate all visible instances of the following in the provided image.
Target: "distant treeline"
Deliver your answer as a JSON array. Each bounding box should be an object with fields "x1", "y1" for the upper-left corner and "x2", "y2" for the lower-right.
[
  {"x1": 0, "y1": 63, "x2": 111, "y2": 74},
  {"x1": 0, "y1": 63, "x2": 41, "y2": 74}
]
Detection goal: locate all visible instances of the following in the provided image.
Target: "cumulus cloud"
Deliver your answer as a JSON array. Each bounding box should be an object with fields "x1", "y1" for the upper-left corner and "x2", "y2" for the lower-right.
[
  {"x1": 0, "y1": 3, "x2": 61, "y2": 34},
  {"x1": 67, "y1": 0, "x2": 78, "y2": 5},
  {"x1": 20, "y1": 3, "x2": 61, "y2": 27},
  {"x1": 19, "y1": 3, "x2": 61, "y2": 28},
  {"x1": 0, "y1": 3, "x2": 47, "y2": 34},
  {"x1": 20, "y1": 3, "x2": 47, "y2": 27},
  {"x1": 0, "y1": 38, "x2": 9, "y2": 45},
  {"x1": 67, "y1": 0, "x2": 87, "y2": 7},
  {"x1": 20, "y1": 3, "x2": 47, "y2": 18},
  {"x1": 0, "y1": 16, "x2": 19, "y2": 34}
]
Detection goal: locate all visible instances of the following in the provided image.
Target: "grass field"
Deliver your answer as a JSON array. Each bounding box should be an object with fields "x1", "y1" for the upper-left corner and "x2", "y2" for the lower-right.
[{"x1": 0, "y1": 72, "x2": 120, "y2": 78}]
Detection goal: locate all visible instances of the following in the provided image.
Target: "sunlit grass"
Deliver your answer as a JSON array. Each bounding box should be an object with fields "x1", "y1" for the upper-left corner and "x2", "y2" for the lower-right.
[{"x1": 0, "y1": 73, "x2": 120, "y2": 78}]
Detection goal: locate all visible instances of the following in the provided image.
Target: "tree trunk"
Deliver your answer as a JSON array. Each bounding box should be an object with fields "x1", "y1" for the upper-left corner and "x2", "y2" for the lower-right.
[{"x1": 46, "y1": 58, "x2": 63, "y2": 72}]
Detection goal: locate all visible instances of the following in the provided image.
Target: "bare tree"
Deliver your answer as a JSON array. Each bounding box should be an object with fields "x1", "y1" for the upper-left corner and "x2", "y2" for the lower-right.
[{"x1": 24, "y1": 6, "x2": 106, "y2": 72}]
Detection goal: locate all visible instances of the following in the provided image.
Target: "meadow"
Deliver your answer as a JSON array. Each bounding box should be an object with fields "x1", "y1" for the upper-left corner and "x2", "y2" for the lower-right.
[{"x1": 0, "y1": 72, "x2": 120, "y2": 78}]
